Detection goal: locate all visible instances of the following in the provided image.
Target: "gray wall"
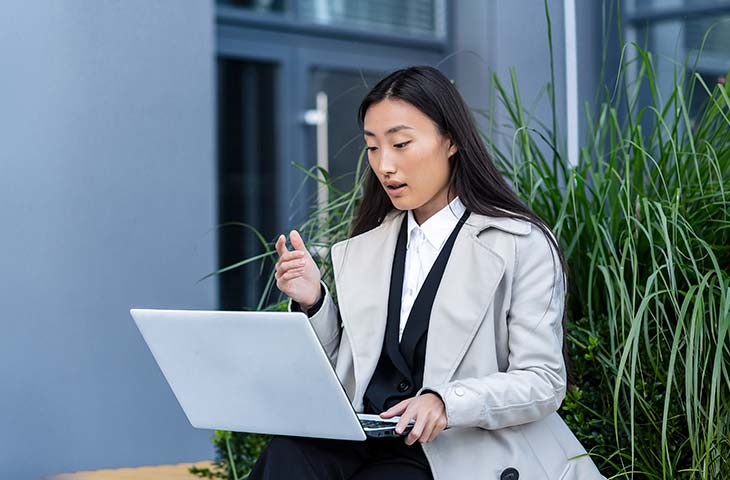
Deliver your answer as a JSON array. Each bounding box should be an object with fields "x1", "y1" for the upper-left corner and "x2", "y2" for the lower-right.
[
  {"x1": 453, "y1": 0, "x2": 605, "y2": 159},
  {"x1": 0, "y1": 1, "x2": 217, "y2": 478},
  {"x1": 453, "y1": 0, "x2": 567, "y2": 153}
]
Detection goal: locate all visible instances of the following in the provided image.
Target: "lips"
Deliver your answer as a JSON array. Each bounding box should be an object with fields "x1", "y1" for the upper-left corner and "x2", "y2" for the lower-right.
[
  {"x1": 384, "y1": 182, "x2": 407, "y2": 196},
  {"x1": 385, "y1": 179, "x2": 407, "y2": 188}
]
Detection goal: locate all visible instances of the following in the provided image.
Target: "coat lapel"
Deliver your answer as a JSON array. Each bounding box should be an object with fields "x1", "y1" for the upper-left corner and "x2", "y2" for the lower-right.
[
  {"x1": 422, "y1": 220, "x2": 505, "y2": 387},
  {"x1": 330, "y1": 210, "x2": 532, "y2": 401},
  {"x1": 330, "y1": 210, "x2": 404, "y2": 405},
  {"x1": 424, "y1": 214, "x2": 531, "y2": 387}
]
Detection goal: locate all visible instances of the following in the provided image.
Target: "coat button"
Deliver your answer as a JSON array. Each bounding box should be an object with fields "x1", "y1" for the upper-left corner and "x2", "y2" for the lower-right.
[
  {"x1": 454, "y1": 387, "x2": 465, "y2": 397},
  {"x1": 397, "y1": 381, "x2": 411, "y2": 393},
  {"x1": 500, "y1": 467, "x2": 519, "y2": 480}
]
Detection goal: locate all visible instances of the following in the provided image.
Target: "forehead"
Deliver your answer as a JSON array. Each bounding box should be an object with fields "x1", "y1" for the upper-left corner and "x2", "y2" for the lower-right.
[{"x1": 363, "y1": 98, "x2": 435, "y2": 136}]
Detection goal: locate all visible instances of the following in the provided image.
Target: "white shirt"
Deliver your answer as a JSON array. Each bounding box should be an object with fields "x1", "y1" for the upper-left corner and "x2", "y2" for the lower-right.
[{"x1": 399, "y1": 196, "x2": 466, "y2": 341}]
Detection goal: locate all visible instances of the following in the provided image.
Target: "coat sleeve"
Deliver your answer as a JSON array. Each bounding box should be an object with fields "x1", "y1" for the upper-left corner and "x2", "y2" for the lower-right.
[
  {"x1": 419, "y1": 227, "x2": 567, "y2": 430},
  {"x1": 287, "y1": 281, "x2": 342, "y2": 366}
]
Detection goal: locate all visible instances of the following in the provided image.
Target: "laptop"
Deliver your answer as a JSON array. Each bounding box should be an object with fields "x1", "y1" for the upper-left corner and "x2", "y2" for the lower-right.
[{"x1": 130, "y1": 308, "x2": 414, "y2": 440}]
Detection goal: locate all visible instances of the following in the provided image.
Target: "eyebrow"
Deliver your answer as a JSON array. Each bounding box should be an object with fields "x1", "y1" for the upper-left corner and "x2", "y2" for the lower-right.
[{"x1": 363, "y1": 125, "x2": 414, "y2": 137}]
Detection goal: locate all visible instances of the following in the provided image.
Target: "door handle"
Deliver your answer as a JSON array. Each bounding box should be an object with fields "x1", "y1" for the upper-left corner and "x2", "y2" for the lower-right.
[
  {"x1": 303, "y1": 91, "x2": 329, "y2": 213},
  {"x1": 302, "y1": 91, "x2": 330, "y2": 257}
]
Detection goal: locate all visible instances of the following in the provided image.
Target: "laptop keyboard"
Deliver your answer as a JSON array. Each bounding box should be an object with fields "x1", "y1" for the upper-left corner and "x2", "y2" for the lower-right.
[{"x1": 360, "y1": 419, "x2": 397, "y2": 429}]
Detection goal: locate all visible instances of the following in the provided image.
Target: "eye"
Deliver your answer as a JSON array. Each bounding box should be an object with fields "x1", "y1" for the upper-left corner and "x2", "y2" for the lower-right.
[
  {"x1": 366, "y1": 146, "x2": 378, "y2": 152},
  {"x1": 394, "y1": 141, "x2": 411, "y2": 149}
]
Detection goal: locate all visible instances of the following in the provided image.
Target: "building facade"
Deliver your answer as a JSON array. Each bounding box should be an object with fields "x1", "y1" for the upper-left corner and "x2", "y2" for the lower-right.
[{"x1": 1, "y1": 1, "x2": 728, "y2": 479}]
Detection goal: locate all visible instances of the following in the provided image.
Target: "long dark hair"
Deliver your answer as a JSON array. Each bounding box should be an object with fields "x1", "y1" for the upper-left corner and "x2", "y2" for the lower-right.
[{"x1": 352, "y1": 65, "x2": 572, "y2": 380}]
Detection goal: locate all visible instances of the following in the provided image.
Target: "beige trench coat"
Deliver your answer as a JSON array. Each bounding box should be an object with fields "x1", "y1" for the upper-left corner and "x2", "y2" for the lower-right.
[{"x1": 290, "y1": 209, "x2": 604, "y2": 479}]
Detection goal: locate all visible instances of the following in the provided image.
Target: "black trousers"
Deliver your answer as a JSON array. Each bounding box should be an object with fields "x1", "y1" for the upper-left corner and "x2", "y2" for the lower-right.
[{"x1": 247, "y1": 435, "x2": 433, "y2": 480}]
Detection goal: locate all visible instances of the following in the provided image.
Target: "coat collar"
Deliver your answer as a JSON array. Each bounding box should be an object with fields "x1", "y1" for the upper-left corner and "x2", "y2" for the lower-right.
[
  {"x1": 330, "y1": 209, "x2": 531, "y2": 408},
  {"x1": 391, "y1": 207, "x2": 532, "y2": 237}
]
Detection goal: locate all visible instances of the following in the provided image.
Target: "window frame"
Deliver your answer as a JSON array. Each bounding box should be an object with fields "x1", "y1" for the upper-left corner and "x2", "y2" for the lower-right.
[{"x1": 217, "y1": 0, "x2": 450, "y2": 51}]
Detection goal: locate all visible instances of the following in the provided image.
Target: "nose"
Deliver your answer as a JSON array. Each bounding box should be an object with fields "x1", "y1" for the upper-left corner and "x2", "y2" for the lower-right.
[{"x1": 374, "y1": 149, "x2": 397, "y2": 176}]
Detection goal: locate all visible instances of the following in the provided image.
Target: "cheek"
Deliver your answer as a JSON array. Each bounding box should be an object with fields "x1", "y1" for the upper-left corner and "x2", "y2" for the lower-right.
[
  {"x1": 412, "y1": 145, "x2": 449, "y2": 177},
  {"x1": 367, "y1": 156, "x2": 379, "y2": 176}
]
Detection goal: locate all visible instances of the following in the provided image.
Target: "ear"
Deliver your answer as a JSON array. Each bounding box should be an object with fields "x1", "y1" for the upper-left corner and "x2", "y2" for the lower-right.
[{"x1": 447, "y1": 137, "x2": 458, "y2": 158}]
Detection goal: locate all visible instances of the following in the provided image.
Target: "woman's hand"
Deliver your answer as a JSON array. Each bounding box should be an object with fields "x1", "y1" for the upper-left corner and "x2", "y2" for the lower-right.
[
  {"x1": 379, "y1": 393, "x2": 448, "y2": 445},
  {"x1": 274, "y1": 230, "x2": 322, "y2": 311}
]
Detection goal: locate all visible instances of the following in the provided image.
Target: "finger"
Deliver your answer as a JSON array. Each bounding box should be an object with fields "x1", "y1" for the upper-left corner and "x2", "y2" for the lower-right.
[
  {"x1": 395, "y1": 404, "x2": 416, "y2": 435},
  {"x1": 418, "y1": 416, "x2": 437, "y2": 444},
  {"x1": 427, "y1": 417, "x2": 447, "y2": 443},
  {"x1": 289, "y1": 230, "x2": 308, "y2": 253},
  {"x1": 405, "y1": 413, "x2": 427, "y2": 446},
  {"x1": 275, "y1": 234, "x2": 289, "y2": 257},
  {"x1": 281, "y1": 268, "x2": 304, "y2": 280},
  {"x1": 380, "y1": 398, "x2": 411, "y2": 418},
  {"x1": 277, "y1": 257, "x2": 307, "y2": 273},
  {"x1": 275, "y1": 252, "x2": 306, "y2": 276},
  {"x1": 275, "y1": 235, "x2": 305, "y2": 264}
]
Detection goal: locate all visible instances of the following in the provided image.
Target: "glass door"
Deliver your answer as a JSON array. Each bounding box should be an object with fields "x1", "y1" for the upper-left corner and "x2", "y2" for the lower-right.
[
  {"x1": 305, "y1": 68, "x2": 385, "y2": 202},
  {"x1": 217, "y1": 59, "x2": 279, "y2": 310},
  {"x1": 215, "y1": 1, "x2": 450, "y2": 309}
]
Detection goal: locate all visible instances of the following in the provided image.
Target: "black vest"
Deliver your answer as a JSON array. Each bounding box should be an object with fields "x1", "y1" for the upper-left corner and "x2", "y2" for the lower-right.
[{"x1": 363, "y1": 209, "x2": 471, "y2": 414}]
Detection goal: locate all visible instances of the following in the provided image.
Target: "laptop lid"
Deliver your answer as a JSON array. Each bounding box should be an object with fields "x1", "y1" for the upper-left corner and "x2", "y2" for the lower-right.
[{"x1": 130, "y1": 308, "x2": 367, "y2": 441}]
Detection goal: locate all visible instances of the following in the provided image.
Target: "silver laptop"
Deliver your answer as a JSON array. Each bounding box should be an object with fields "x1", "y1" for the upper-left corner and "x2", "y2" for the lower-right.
[{"x1": 130, "y1": 308, "x2": 414, "y2": 441}]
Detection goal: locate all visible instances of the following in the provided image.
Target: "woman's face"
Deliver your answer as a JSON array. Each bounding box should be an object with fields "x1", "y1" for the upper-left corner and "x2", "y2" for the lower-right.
[{"x1": 363, "y1": 98, "x2": 457, "y2": 224}]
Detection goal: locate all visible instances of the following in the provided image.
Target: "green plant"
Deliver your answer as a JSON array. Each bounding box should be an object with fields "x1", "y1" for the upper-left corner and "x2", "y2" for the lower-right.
[
  {"x1": 476, "y1": 6, "x2": 730, "y2": 476},
  {"x1": 189, "y1": 430, "x2": 272, "y2": 479}
]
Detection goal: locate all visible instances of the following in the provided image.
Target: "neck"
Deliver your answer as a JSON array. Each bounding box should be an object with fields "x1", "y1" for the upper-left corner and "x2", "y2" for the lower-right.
[{"x1": 413, "y1": 189, "x2": 457, "y2": 225}]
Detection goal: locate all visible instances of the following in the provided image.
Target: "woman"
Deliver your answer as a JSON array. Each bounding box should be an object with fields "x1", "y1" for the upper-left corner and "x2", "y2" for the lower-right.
[{"x1": 250, "y1": 66, "x2": 603, "y2": 479}]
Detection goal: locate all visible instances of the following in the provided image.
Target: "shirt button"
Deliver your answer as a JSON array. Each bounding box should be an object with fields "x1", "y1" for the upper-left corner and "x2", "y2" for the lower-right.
[
  {"x1": 454, "y1": 387, "x2": 465, "y2": 397},
  {"x1": 397, "y1": 381, "x2": 411, "y2": 393}
]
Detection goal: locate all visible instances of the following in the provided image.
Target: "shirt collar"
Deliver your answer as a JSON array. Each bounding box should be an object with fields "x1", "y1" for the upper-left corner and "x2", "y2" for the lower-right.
[{"x1": 406, "y1": 196, "x2": 466, "y2": 250}]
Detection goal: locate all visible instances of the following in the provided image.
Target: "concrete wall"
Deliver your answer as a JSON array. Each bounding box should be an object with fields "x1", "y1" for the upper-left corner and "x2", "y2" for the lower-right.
[
  {"x1": 0, "y1": 1, "x2": 217, "y2": 478},
  {"x1": 453, "y1": 0, "x2": 605, "y2": 160},
  {"x1": 453, "y1": 0, "x2": 567, "y2": 152}
]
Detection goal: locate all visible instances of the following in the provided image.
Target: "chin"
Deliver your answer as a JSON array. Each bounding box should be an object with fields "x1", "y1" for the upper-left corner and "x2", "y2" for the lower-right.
[{"x1": 389, "y1": 199, "x2": 418, "y2": 212}]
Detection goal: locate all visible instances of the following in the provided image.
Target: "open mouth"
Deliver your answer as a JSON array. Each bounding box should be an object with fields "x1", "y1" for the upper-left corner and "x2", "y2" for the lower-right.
[{"x1": 387, "y1": 183, "x2": 407, "y2": 190}]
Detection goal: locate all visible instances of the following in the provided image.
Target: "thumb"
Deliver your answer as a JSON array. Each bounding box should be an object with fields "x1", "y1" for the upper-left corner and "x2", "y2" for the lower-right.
[{"x1": 289, "y1": 230, "x2": 308, "y2": 253}]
